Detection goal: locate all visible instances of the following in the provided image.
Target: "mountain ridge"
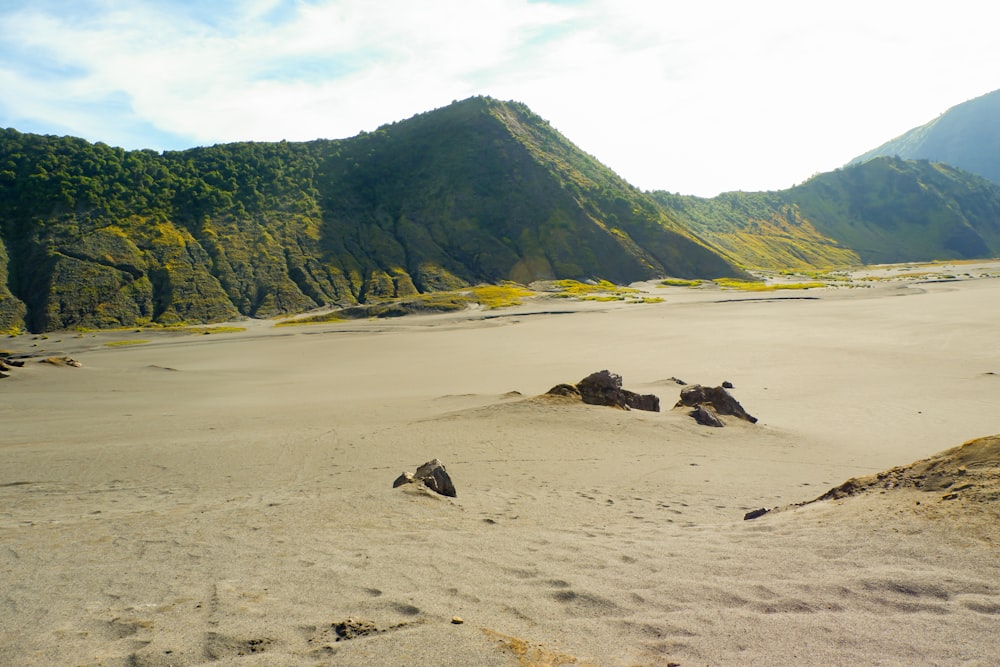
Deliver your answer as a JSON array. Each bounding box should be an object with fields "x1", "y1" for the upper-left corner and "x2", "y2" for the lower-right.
[
  {"x1": 0, "y1": 96, "x2": 744, "y2": 333},
  {"x1": 652, "y1": 156, "x2": 1000, "y2": 269},
  {"x1": 849, "y1": 88, "x2": 1000, "y2": 184}
]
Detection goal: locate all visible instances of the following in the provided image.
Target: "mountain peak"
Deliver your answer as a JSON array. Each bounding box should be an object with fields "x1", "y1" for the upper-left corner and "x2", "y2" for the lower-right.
[{"x1": 849, "y1": 88, "x2": 1000, "y2": 184}]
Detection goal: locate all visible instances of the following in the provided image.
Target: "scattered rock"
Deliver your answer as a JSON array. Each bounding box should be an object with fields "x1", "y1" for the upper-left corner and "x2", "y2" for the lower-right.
[
  {"x1": 675, "y1": 384, "x2": 757, "y2": 425},
  {"x1": 722, "y1": 380, "x2": 734, "y2": 388},
  {"x1": 41, "y1": 356, "x2": 82, "y2": 368},
  {"x1": 547, "y1": 370, "x2": 660, "y2": 412},
  {"x1": 4, "y1": 358, "x2": 25, "y2": 367},
  {"x1": 393, "y1": 459, "x2": 457, "y2": 497},
  {"x1": 451, "y1": 616, "x2": 464, "y2": 625},
  {"x1": 691, "y1": 404, "x2": 725, "y2": 428},
  {"x1": 667, "y1": 376, "x2": 687, "y2": 385},
  {"x1": 623, "y1": 391, "x2": 660, "y2": 412},
  {"x1": 744, "y1": 507, "x2": 770, "y2": 520},
  {"x1": 0, "y1": 371, "x2": 8, "y2": 380}
]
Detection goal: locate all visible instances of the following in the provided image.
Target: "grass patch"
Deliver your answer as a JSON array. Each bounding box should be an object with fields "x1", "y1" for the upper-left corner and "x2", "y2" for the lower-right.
[
  {"x1": 274, "y1": 314, "x2": 346, "y2": 327},
  {"x1": 551, "y1": 279, "x2": 638, "y2": 297},
  {"x1": 546, "y1": 279, "x2": 663, "y2": 305},
  {"x1": 659, "y1": 278, "x2": 703, "y2": 287},
  {"x1": 276, "y1": 283, "x2": 536, "y2": 324},
  {"x1": 103, "y1": 339, "x2": 151, "y2": 347},
  {"x1": 714, "y1": 278, "x2": 826, "y2": 291},
  {"x1": 468, "y1": 284, "x2": 535, "y2": 309}
]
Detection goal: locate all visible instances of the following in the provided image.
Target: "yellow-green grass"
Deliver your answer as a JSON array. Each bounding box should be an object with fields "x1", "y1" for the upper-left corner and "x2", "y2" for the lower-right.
[
  {"x1": 276, "y1": 283, "x2": 536, "y2": 325},
  {"x1": 659, "y1": 278, "x2": 703, "y2": 287},
  {"x1": 467, "y1": 284, "x2": 535, "y2": 309},
  {"x1": 551, "y1": 279, "x2": 638, "y2": 297},
  {"x1": 103, "y1": 339, "x2": 151, "y2": 347},
  {"x1": 713, "y1": 278, "x2": 827, "y2": 291},
  {"x1": 274, "y1": 314, "x2": 346, "y2": 327}
]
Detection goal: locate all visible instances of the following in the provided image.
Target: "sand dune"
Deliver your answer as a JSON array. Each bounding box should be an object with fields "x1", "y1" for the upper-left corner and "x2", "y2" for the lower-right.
[{"x1": 2, "y1": 263, "x2": 1000, "y2": 665}]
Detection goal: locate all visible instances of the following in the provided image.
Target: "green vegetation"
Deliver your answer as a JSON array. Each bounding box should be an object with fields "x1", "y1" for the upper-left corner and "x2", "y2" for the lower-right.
[
  {"x1": 546, "y1": 278, "x2": 661, "y2": 304},
  {"x1": 276, "y1": 282, "x2": 535, "y2": 324},
  {"x1": 660, "y1": 278, "x2": 703, "y2": 287},
  {"x1": 652, "y1": 156, "x2": 1000, "y2": 270},
  {"x1": 103, "y1": 339, "x2": 150, "y2": 347},
  {"x1": 274, "y1": 314, "x2": 345, "y2": 327},
  {"x1": 0, "y1": 97, "x2": 746, "y2": 332},
  {"x1": 550, "y1": 279, "x2": 637, "y2": 297},
  {"x1": 713, "y1": 278, "x2": 826, "y2": 292},
  {"x1": 5, "y1": 95, "x2": 999, "y2": 334},
  {"x1": 849, "y1": 89, "x2": 1000, "y2": 185}
]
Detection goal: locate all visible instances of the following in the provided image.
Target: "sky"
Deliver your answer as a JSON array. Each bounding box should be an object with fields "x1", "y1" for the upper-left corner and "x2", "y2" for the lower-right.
[{"x1": 0, "y1": 0, "x2": 996, "y2": 197}]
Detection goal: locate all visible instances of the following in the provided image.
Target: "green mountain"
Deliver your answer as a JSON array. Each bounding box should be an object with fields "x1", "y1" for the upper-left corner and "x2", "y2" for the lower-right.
[
  {"x1": 783, "y1": 157, "x2": 1000, "y2": 264},
  {"x1": 0, "y1": 97, "x2": 743, "y2": 333},
  {"x1": 850, "y1": 89, "x2": 1000, "y2": 184},
  {"x1": 651, "y1": 190, "x2": 861, "y2": 270},
  {"x1": 652, "y1": 156, "x2": 1000, "y2": 269}
]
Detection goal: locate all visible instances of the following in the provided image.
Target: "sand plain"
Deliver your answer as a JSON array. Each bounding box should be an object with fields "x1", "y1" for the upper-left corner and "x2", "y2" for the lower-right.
[{"x1": 2, "y1": 262, "x2": 999, "y2": 666}]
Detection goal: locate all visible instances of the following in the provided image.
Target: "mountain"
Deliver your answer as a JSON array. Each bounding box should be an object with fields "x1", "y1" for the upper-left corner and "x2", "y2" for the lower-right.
[
  {"x1": 0, "y1": 97, "x2": 743, "y2": 333},
  {"x1": 652, "y1": 156, "x2": 1000, "y2": 269},
  {"x1": 849, "y1": 89, "x2": 1000, "y2": 184},
  {"x1": 651, "y1": 190, "x2": 861, "y2": 270}
]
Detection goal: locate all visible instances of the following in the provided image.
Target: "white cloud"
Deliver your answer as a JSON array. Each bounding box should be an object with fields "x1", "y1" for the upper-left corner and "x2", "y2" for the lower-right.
[{"x1": 0, "y1": 0, "x2": 997, "y2": 195}]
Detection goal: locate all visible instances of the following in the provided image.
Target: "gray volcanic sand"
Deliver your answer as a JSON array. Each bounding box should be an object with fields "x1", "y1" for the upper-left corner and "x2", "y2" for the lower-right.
[{"x1": 2, "y1": 264, "x2": 999, "y2": 665}]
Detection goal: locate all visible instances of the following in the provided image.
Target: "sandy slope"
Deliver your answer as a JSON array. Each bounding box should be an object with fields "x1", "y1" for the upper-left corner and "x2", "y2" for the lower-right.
[{"x1": 2, "y1": 264, "x2": 999, "y2": 666}]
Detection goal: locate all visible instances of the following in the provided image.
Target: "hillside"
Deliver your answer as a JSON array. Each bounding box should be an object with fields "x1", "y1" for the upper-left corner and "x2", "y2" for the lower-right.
[
  {"x1": 785, "y1": 157, "x2": 1000, "y2": 264},
  {"x1": 652, "y1": 157, "x2": 1000, "y2": 269},
  {"x1": 0, "y1": 97, "x2": 742, "y2": 333},
  {"x1": 850, "y1": 89, "x2": 1000, "y2": 184},
  {"x1": 651, "y1": 190, "x2": 861, "y2": 270}
]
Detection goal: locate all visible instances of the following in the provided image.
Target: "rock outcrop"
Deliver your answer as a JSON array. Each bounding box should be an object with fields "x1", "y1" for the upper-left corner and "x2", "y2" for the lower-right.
[
  {"x1": 675, "y1": 384, "x2": 757, "y2": 426},
  {"x1": 691, "y1": 404, "x2": 725, "y2": 428},
  {"x1": 546, "y1": 370, "x2": 660, "y2": 412},
  {"x1": 393, "y1": 459, "x2": 457, "y2": 497}
]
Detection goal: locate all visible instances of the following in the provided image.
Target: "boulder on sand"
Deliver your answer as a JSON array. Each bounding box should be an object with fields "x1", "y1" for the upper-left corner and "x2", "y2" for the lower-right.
[
  {"x1": 393, "y1": 459, "x2": 457, "y2": 497},
  {"x1": 692, "y1": 404, "x2": 725, "y2": 428},
  {"x1": 547, "y1": 370, "x2": 660, "y2": 412},
  {"x1": 676, "y1": 384, "x2": 757, "y2": 425}
]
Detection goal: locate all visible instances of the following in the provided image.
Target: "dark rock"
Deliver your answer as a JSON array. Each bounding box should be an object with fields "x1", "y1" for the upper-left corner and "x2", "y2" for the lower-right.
[
  {"x1": 0, "y1": 360, "x2": 8, "y2": 371},
  {"x1": 393, "y1": 459, "x2": 456, "y2": 497},
  {"x1": 546, "y1": 383, "x2": 581, "y2": 398},
  {"x1": 675, "y1": 384, "x2": 757, "y2": 424},
  {"x1": 667, "y1": 376, "x2": 687, "y2": 385},
  {"x1": 623, "y1": 391, "x2": 660, "y2": 412},
  {"x1": 722, "y1": 380, "x2": 734, "y2": 388},
  {"x1": 576, "y1": 370, "x2": 660, "y2": 412},
  {"x1": 577, "y1": 370, "x2": 626, "y2": 407},
  {"x1": 691, "y1": 404, "x2": 725, "y2": 427},
  {"x1": 415, "y1": 459, "x2": 457, "y2": 497},
  {"x1": 743, "y1": 507, "x2": 770, "y2": 520},
  {"x1": 0, "y1": 371, "x2": 8, "y2": 379},
  {"x1": 392, "y1": 472, "x2": 416, "y2": 488}
]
